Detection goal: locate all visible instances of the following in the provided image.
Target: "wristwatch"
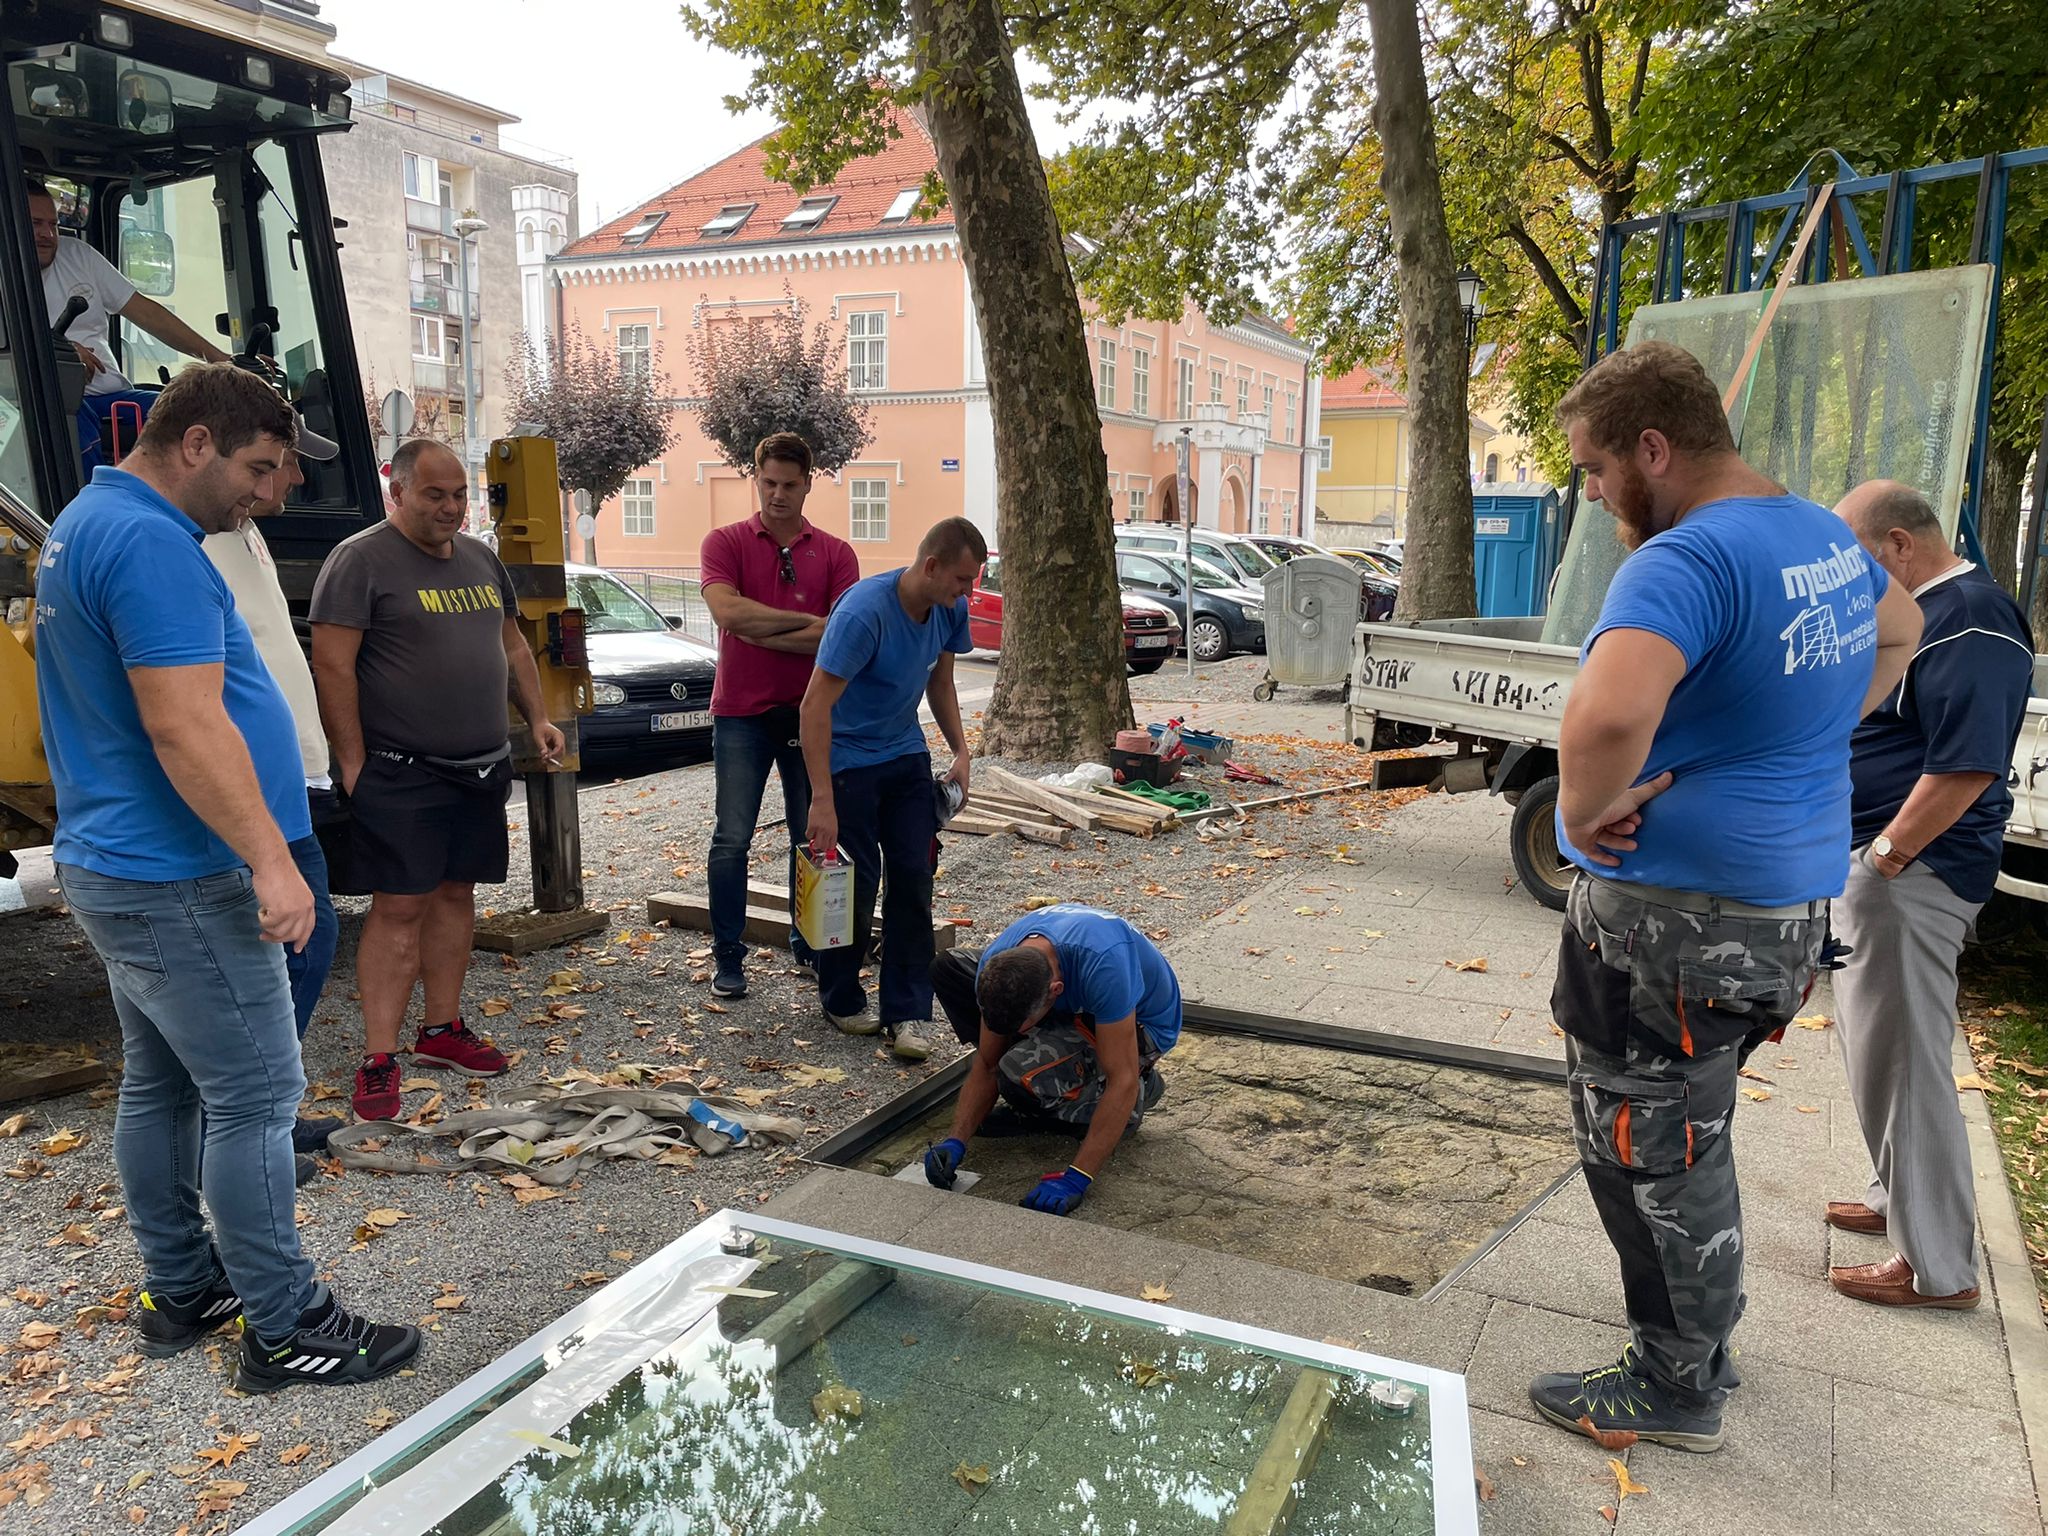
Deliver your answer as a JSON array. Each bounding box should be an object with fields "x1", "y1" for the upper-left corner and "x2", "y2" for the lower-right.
[{"x1": 1871, "y1": 834, "x2": 1910, "y2": 869}]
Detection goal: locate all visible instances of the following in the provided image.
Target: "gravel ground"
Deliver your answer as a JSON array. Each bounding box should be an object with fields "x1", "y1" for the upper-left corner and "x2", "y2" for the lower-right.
[{"x1": 0, "y1": 656, "x2": 1427, "y2": 1531}]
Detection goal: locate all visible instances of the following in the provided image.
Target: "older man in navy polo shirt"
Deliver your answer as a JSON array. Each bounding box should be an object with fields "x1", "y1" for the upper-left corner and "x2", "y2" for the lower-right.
[{"x1": 1826, "y1": 481, "x2": 2035, "y2": 1310}]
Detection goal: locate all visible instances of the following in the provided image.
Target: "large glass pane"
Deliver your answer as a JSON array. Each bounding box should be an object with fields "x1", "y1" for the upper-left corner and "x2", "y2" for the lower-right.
[
  {"x1": 1542, "y1": 264, "x2": 1995, "y2": 648},
  {"x1": 250, "y1": 1214, "x2": 1472, "y2": 1536},
  {"x1": 115, "y1": 176, "x2": 227, "y2": 387},
  {"x1": 255, "y1": 141, "x2": 324, "y2": 395}
]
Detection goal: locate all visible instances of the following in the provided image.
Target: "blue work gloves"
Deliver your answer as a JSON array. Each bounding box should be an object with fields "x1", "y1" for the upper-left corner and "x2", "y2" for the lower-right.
[
  {"x1": 924, "y1": 1137, "x2": 967, "y2": 1189},
  {"x1": 1022, "y1": 1165, "x2": 1093, "y2": 1216}
]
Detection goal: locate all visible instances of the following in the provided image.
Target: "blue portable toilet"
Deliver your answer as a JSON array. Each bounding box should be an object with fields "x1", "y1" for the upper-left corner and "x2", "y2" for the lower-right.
[{"x1": 1471, "y1": 482, "x2": 1562, "y2": 618}]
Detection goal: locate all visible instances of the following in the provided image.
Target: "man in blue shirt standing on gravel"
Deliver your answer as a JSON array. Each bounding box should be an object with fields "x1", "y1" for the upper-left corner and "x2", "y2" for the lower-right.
[
  {"x1": 800, "y1": 515, "x2": 984, "y2": 1062},
  {"x1": 1530, "y1": 341, "x2": 1921, "y2": 1454},
  {"x1": 37, "y1": 363, "x2": 418, "y2": 1393},
  {"x1": 1825, "y1": 480, "x2": 2035, "y2": 1312},
  {"x1": 926, "y1": 904, "x2": 1179, "y2": 1215}
]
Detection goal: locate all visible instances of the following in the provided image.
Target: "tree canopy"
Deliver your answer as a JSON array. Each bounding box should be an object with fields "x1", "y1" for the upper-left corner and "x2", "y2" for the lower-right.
[
  {"x1": 688, "y1": 289, "x2": 874, "y2": 476},
  {"x1": 507, "y1": 321, "x2": 680, "y2": 510}
]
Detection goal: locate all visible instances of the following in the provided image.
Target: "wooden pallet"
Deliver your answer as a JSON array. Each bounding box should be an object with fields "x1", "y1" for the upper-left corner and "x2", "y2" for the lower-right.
[{"x1": 645, "y1": 889, "x2": 959, "y2": 952}]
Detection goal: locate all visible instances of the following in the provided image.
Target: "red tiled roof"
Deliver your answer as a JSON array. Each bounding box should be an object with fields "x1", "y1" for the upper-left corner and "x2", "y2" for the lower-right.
[
  {"x1": 558, "y1": 104, "x2": 948, "y2": 260},
  {"x1": 1321, "y1": 362, "x2": 1406, "y2": 411}
]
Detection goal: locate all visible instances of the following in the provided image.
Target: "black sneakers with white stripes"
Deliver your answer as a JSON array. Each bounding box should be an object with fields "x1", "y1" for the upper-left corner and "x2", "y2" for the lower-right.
[
  {"x1": 234, "y1": 1284, "x2": 421, "y2": 1393},
  {"x1": 134, "y1": 1270, "x2": 242, "y2": 1358}
]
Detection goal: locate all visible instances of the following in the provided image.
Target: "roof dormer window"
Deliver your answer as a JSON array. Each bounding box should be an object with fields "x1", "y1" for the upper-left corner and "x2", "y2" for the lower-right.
[
  {"x1": 699, "y1": 202, "x2": 756, "y2": 239},
  {"x1": 781, "y1": 195, "x2": 837, "y2": 231},
  {"x1": 880, "y1": 187, "x2": 920, "y2": 223},
  {"x1": 620, "y1": 211, "x2": 668, "y2": 246}
]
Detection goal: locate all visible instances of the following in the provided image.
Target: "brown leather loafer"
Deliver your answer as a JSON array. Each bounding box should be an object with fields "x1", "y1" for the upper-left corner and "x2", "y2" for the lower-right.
[
  {"x1": 1825, "y1": 1199, "x2": 1887, "y2": 1235},
  {"x1": 1830, "y1": 1253, "x2": 1979, "y2": 1309}
]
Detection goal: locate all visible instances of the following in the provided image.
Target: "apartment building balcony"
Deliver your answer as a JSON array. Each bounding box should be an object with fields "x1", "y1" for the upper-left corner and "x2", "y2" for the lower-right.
[
  {"x1": 405, "y1": 196, "x2": 456, "y2": 235},
  {"x1": 410, "y1": 280, "x2": 478, "y2": 320},
  {"x1": 411, "y1": 358, "x2": 451, "y2": 392}
]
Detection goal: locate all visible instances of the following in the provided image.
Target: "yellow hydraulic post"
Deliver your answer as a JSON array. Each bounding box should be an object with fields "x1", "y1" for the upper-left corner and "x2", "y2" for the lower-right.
[{"x1": 480, "y1": 436, "x2": 606, "y2": 950}]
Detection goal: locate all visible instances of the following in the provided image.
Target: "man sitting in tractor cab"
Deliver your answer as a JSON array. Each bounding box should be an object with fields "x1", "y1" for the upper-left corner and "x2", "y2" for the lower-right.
[{"x1": 27, "y1": 178, "x2": 230, "y2": 471}]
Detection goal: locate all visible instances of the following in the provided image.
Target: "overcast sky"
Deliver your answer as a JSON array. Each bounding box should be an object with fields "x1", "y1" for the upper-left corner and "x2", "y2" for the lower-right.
[{"x1": 320, "y1": 0, "x2": 1078, "y2": 235}]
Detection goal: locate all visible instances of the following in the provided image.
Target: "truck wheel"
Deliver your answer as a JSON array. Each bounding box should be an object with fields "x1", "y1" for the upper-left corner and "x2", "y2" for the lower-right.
[{"x1": 1509, "y1": 775, "x2": 1572, "y2": 912}]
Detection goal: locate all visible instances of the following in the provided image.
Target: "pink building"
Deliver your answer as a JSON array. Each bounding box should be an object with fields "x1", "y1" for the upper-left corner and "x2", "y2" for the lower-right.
[{"x1": 550, "y1": 107, "x2": 1319, "y2": 573}]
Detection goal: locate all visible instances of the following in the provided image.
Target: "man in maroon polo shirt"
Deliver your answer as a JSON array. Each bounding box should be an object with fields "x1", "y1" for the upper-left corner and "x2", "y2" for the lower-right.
[{"x1": 700, "y1": 432, "x2": 861, "y2": 998}]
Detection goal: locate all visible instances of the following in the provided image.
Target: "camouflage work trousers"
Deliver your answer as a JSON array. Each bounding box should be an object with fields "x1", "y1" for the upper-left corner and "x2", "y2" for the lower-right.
[
  {"x1": 1553, "y1": 872, "x2": 1823, "y2": 1406},
  {"x1": 993, "y1": 1018, "x2": 1167, "y2": 1132}
]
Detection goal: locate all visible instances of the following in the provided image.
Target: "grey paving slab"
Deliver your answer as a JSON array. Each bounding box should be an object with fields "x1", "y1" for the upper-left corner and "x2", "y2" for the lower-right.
[
  {"x1": 1455, "y1": 1216, "x2": 1628, "y2": 1326},
  {"x1": 1833, "y1": 1381, "x2": 2041, "y2": 1536},
  {"x1": 1292, "y1": 982, "x2": 1570, "y2": 1058},
  {"x1": 1462, "y1": 1299, "x2": 1631, "y2": 1428},
  {"x1": 1472, "y1": 1409, "x2": 1628, "y2": 1535},
  {"x1": 1733, "y1": 1267, "x2": 2017, "y2": 1414},
  {"x1": 1161, "y1": 1248, "x2": 1489, "y2": 1375},
  {"x1": 895, "y1": 1193, "x2": 1195, "y2": 1301},
  {"x1": 1423, "y1": 964, "x2": 1562, "y2": 1013},
  {"x1": 1613, "y1": 1356, "x2": 1837, "y2": 1535},
  {"x1": 764, "y1": 1167, "x2": 963, "y2": 1245}
]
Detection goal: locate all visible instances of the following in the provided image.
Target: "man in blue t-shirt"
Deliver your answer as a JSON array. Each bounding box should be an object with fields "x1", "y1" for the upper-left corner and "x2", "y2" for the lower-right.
[
  {"x1": 1825, "y1": 481, "x2": 2035, "y2": 1313},
  {"x1": 1529, "y1": 341, "x2": 1922, "y2": 1455},
  {"x1": 36, "y1": 363, "x2": 418, "y2": 1393},
  {"x1": 800, "y1": 516, "x2": 983, "y2": 1061},
  {"x1": 925, "y1": 904, "x2": 1179, "y2": 1215}
]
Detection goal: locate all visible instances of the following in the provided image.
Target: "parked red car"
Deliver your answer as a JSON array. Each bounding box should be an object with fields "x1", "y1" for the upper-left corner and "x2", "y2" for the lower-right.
[{"x1": 970, "y1": 553, "x2": 1183, "y2": 674}]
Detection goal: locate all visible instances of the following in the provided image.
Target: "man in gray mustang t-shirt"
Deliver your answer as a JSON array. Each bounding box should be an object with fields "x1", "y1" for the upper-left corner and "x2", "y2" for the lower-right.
[{"x1": 310, "y1": 440, "x2": 564, "y2": 1124}]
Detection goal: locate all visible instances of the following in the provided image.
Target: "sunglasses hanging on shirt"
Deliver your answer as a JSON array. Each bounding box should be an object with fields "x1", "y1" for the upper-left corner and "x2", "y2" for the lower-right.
[{"x1": 778, "y1": 547, "x2": 797, "y2": 584}]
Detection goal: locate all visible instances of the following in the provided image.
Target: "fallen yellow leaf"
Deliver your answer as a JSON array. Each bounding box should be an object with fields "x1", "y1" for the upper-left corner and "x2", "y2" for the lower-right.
[
  {"x1": 513, "y1": 1185, "x2": 562, "y2": 1204},
  {"x1": 363, "y1": 1208, "x2": 409, "y2": 1228},
  {"x1": 1609, "y1": 1457, "x2": 1648, "y2": 1500},
  {"x1": 1795, "y1": 1104, "x2": 1821, "y2": 1114},
  {"x1": 38, "y1": 1128, "x2": 86, "y2": 1157},
  {"x1": 952, "y1": 1461, "x2": 992, "y2": 1493},
  {"x1": 431, "y1": 1294, "x2": 467, "y2": 1311},
  {"x1": 197, "y1": 1431, "x2": 260, "y2": 1469},
  {"x1": 1446, "y1": 957, "x2": 1489, "y2": 974},
  {"x1": 0, "y1": 1112, "x2": 30, "y2": 1138},
  {"x1": 17, "y1": 1321, "x2": 60, "y2": 1350},
  {"x1": 363, "y1": 1407, "x2": 400, "y2": 1430},
  {"x1": 1792, "y1": 1014, "x2": 1832, "y2": 1030},
  {"x1": 1139, "y1": 1282, "x2": 1174, "y2": 1302},
  {"x1": 811, "y1": 1384, "x2": 864, "y2": 1422},
  {"x1": 277, "y1": 1443, "x2": 312, "y2": 1466},
  {"x1": 1955, "y1": 1073, "x2": 1992, "y2": 1093},
  {"x1": 1737, "y1": 1067, "x2": 1774, "y2": 1085},
  {"x1": 479, "y1": 998, "x2": 511, "y2": 1017},
  {"x1": 1741, "y1": 1087, "x2": 1772, "y2": 1102}
]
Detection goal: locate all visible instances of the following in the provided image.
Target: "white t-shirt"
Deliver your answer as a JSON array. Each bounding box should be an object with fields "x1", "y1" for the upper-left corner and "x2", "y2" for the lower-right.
[
  {"x1": 202, "y1": 520, "x2": 332, "y2": 788},
  {"x1": 42, "y1": 236, "x2": 136, "y2": 396}
]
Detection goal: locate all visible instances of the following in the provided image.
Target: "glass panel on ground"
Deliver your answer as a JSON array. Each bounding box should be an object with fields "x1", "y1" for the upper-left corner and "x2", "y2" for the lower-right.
[
  {"x1": 256, "y1": 1215, "x2": 1471, "y2": 1536},
  {"x1": 1541, "y1": 264, "x2": 1995, "y2": 648}
]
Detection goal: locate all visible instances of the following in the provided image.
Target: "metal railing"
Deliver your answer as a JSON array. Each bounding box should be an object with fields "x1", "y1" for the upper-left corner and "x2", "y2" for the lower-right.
[
  {"x1": 608, "y1": 566, "x2": 718, "y2": 644},
  {"x1": 411, "y1": 358, "x2": 451, "y2": 392}
]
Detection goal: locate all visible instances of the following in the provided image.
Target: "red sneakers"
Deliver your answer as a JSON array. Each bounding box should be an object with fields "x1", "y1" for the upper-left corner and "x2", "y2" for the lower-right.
[
  {"x1": 352, "y1": 1053, "x2": 402, "y2": 1122},
  {"x1": 409, "y1": 1019, "x2": 509, "y2": 1077}
]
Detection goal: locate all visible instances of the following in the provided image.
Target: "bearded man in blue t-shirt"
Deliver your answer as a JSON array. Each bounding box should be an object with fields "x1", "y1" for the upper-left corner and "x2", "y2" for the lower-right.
[{"x1": 1529, "y1": 341, "x2": 1923, "y2": 1453}]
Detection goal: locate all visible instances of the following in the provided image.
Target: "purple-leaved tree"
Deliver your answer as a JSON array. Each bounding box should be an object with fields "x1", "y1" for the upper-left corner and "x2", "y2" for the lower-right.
[
  {"x1": 507, "y1": 322, "x2": 680, "y2": 537},
  {"x1": 690, "y1": 287, "x2": 873, "y2": 475}
]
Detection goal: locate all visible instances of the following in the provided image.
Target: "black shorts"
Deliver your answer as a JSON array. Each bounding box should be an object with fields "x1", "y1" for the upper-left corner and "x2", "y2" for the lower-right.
[{"x1": 343, "y1": 753, "x2": 512, "y2": 897}]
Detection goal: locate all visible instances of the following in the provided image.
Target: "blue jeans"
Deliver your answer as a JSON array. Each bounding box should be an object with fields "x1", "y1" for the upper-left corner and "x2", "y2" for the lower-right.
[
  {"x1": 286, "y1": 809, "x2": 339, "y2": 1041},
  {"x1": 58, "y1": 863, "x2": 314, "y2": 1339},
  {"x1": 709, "y1": 709, "x2": 816, "y2": 969},
  {"x1": 815, "y1": 751, "x2": 939, "y2": 1026}
]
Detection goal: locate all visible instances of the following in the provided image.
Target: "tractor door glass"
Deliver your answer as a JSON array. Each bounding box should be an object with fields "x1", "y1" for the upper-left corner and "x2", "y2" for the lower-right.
[
  {"x1": 254, "y1": 141, "x2": 324, "y2": 396},
  {"x1": 115, "y1": 176, "x2": 228, "y2": 388}
]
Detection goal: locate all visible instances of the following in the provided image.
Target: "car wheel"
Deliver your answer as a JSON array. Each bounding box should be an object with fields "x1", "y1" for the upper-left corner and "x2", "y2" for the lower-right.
[
  {"x1": 1128, "y1": 658, "x2": 1166, "y2": 675},
  {"x1": 1190, "y1": 617, "x2": 1228, "y2": 662}
]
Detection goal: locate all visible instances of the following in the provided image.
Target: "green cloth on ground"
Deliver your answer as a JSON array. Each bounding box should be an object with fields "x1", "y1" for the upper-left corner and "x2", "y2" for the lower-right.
[{"x1": 1114, "y1": 781, "x2": 1211, "y2": 812}]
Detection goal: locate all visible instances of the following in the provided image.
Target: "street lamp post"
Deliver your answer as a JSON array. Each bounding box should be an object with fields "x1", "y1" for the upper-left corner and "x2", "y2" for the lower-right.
[
  {"x1": 453, "y1": 214, "x2": 489, "y2": 523},
  {"x1": 1455, "y1": 267, "x2": 1486, "y2": 356}
]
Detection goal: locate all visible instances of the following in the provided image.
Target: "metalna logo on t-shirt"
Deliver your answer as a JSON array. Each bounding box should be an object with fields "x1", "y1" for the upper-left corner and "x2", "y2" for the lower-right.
[{"x1": 1775, "y1": 539, "x2": 1876, "y2": 675}]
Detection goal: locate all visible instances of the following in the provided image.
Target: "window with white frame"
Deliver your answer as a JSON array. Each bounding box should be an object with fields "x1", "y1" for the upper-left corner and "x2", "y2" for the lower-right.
[
  {"x1": 617, "y1": 323, "x2": 651, "y2": 387},
  {"x1": 1317, "y1": 434, "x2": 1333, "y2": 472},
  {"x1": 1176, "y1": 357, "x2": 1196, "y2": 417},
  {"x1": 849, "y1": 478, "x2": 889, "y2": 541},
  {"x1": 410, "y1": 314, "x2": 439, "y2": 360},
  {"x1": 848, "y1": 311, "x2": 887, "y2": 392},
  {"x1": 1237, "y1": 375, "x2": 1250, "y2": 420},
  {"x1": 1128, "y1": 484, "x2": 1148, "y2": 521},
  {"x1": 1096, "y1": 337, "x2": 1117, "y2": 411},
  {"x1": 1262, "y1": 383, "x2": 1275, "y2": 430},
  {"x1": 1131, "y1": 348, "x2": 1151, "y2": 416},
  {"x1": 1256, "y1": 497, "x2": 1269, "y2": 534},
  {"x1": 1284, "y1": 389, "x2": 1298, "y2": 443},
  {"x1": 621, "y1": 478, "x2": 656, "y2": 536},
  {"x1": 403, "y1": 151, "x2": 438, "y2": 201},
  {"x1": 1208, "y1": 368, "x2": 1223, "y2": 406}
]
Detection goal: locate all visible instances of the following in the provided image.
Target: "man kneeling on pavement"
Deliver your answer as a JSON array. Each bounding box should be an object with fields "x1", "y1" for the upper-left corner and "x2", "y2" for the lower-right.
[{"x1": 925, "y1": 904, "x2": 1177, "y2": 1215}]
